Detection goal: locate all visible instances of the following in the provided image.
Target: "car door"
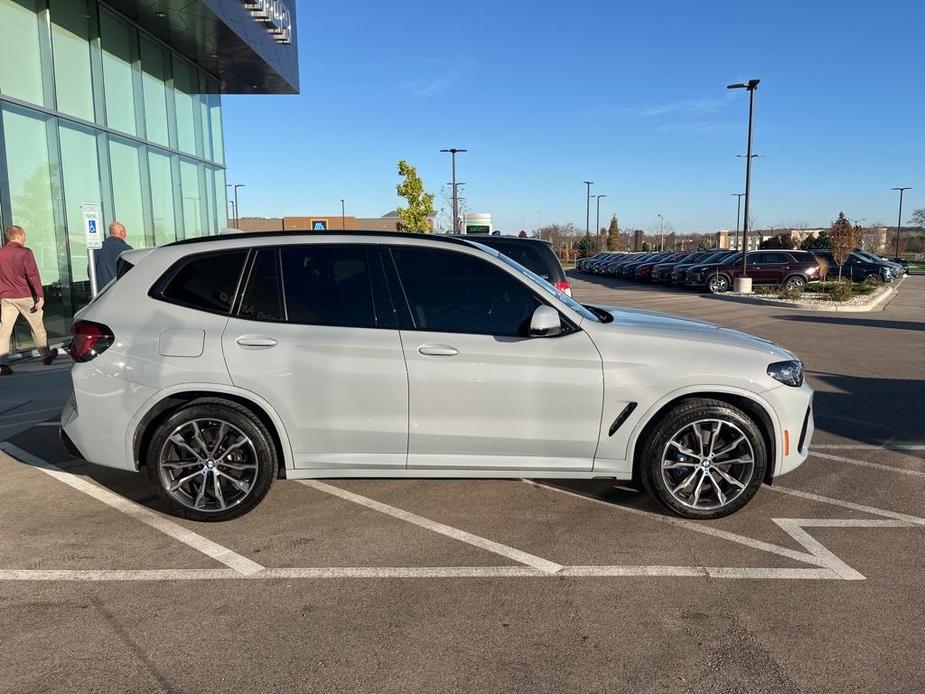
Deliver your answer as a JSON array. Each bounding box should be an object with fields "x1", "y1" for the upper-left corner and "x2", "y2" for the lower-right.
[
  {"x1": 222, "y1": 245, "x2": 408, "y2": 469},
  {"x1": 755, "y1": 251, "x2": 789, "y2": 284},
  {"x1": 387, "y1": 244, "x2": 604, "y2": 471}
]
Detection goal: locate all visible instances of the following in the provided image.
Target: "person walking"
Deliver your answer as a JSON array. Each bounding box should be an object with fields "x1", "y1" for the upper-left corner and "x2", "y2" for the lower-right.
[
  {"x1": 0, "y1": 225, "x2": 58, "y2": 375},
  {"x1": 94, "y1": 220, "x2": 132, "y2": 289}
]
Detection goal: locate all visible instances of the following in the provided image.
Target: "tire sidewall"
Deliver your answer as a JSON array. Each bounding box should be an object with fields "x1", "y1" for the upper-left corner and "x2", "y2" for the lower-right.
[
  {"x1": 146, "y1": 401, "x2": 277, "y2": 521},
  {"x1": 640, "y1": 400, "x2": 768, "y2": 519},
  {"x1": 707, "y1": 274, "x2": 729, "y2": 293}
]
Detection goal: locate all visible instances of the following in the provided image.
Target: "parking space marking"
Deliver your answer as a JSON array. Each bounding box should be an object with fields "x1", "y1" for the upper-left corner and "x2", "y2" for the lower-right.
[
  {"x1": 0, "y1": 443, "x2": 265, "y2": 576},
  {"x1": 810, "y1": 451, "x2": 925, "y2": 477},
  {"x1": 766, "y1": 485, "x2": 925, "y2": 526},
  {"x1": 0, "y1": 406, "x2": 62, "y2": 422},
  {"x1": 299, "y1": 480, "x2": 564, "y2": 574},
  {"x1": 813, "y1": 443, "x2": 925, "y2": 451}
]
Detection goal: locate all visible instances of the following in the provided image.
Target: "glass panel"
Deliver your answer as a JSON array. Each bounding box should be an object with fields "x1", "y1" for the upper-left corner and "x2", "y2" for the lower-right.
[
  {"x1": 0, "y1": 0, "x2": 45, "y2": 106},
  {"x1": 149, "y1": 150, "x2": 176, "y2": 246},
  {"x1": 1, "y1": 107, "x2": 71, "y2": 343},
  {"x1": 198, "y1": 90, "x2": 212, "y2": 162},
  {"x1": 108, "y1": 138, "x2": 146, "y2": 248},
  {"x1": 172, "y1": 57, "x2": 198, "y2": 155},
  {"x1": 390, "y1": 247, "x2": 542, "y2": 336},
  {"x1": 280, "y1": 246, "x2": 376, "y2": 328},
  {"x1": 100, "y1": 10, "x2": 137, "y2": 135},
  {"x1": 239, "y1": 249, "x2": 282, "y2": 321},
  {"x1": 214, "y1": 168, "x2": 228, "y2": 228},
  {"x1": 179, "y1": 159, "x2": 203, "y2": 238},
  {"x1": 59, "y1": 124, "x2": 102, "y2": 308},
  {"x1": 204, "y1": 166, "x2": 216, "y2": 235},
  {"x1": 209, "y1": 91, "x2": 224, "y2": 165},
  {"x1": 50, "y1": 0, "x2": 94, "y2": 120},
  {"x1": 139, "y1": 36, "x2": 169, "y2": 146},
  {"x1": 160, "y1": 250, "x2": 247, "y2": 314}
]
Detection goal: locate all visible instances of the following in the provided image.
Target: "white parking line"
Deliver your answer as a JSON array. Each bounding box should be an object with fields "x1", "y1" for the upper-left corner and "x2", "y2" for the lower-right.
[
  {"x1": 810, "y1": 451, "x2": 925, "y2": 477},
  {"x1": 299, "y1": 480, "x2": 564, "y2": 574},
  {"x1": 813, "y1": 444, "x2": 925, "y2": 451},
  {"x1": 0, "y1": 406, "x2": 63, "y2": 422},
  {"x1": 0, "y1": 443, "x2": 264, "y2": 576},
  {"x1": 766, "y1": 485, "x2": 925, "y2": 526}
]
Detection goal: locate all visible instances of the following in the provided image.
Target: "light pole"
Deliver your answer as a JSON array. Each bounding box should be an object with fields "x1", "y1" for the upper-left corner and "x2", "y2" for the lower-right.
[
  {"x1": 593, "y1": 194, "x2": 607, "y2": 250},
  {"x1": 340, "y1": 199, "x2": 346, "y2": 229},
  {"x1": 226, "y1": 184, "x2": 245, "y2": 228},
  {"x1": 227, "y1": 200, "x2": 236, "y2": 228},
  {"x1": 730, "y1": 193, "x2": 745, "y2": 249},
  {"x1": 440, "y1": 148, "x2": 467, "y2": 233},
  {"x1": 727, "y1": 79, "x2": 760, "y2": 291},
  {"x1": 583, "y1": 181, "x2": 593, "y2": 240},
  {"x1": 891, "y1": 187, "x2": 911, "y2": 258},
  {"x1": 657, "y1": 213, "x2": 664, "y2": 251}
]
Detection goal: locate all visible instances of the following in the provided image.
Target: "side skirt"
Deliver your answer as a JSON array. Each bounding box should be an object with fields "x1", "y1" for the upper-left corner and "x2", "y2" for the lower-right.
[{"x1": 282, "y1": 468, "x2": 634, "y2": 481}]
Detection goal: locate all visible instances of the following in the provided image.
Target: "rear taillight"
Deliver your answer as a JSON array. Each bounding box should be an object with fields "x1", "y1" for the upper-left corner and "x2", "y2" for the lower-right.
[
  {"x1": 69, "y1": 320, "x2": 114, "y2": 362},
  {"x1": 554, "y1": 280, "x2": 572, "y2": 296}
]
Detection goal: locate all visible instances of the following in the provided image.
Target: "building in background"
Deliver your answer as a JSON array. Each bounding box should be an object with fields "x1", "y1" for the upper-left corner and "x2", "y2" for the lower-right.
[{"x1": 0, "y1": 0, "x2": 299, "y2": 353}]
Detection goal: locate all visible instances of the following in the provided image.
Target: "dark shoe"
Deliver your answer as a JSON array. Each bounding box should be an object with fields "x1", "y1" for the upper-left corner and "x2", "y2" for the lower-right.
[
  {"x1": 0, "y1": 365, "x2": 13, "y2": 376},
  {"x1": 42, "y1": 348, "x2": 59, "y2": 366}
]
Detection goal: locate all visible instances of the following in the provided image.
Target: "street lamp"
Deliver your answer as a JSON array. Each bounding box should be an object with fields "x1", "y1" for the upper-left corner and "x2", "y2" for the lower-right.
[
  {"x1": 730, "y1": 193, "x2": 745, "y2": 249},
  {"x1": 227, "y1": 199, "x2": 237, "y2": 228},
  {"x1": 340, "y1": 199, "x2": 346, "y2": 230},
  {"x1": 891, "y1": 187, "x2": 911, "y2": 258},
  {"x1": 727, "y1": 78, "x2": 760, "y2": 291},
  {"x1": 583, "y1": 181, "x2": 593, "y2": 240},
  {"x1": 226, "y1": 183, "x2": 245, "y2": 229},
  {"x1": 440, "y1": 148, "x2": 467, "y2": 233},
  {"x1": 657, "y1": 213, "x2": 664, "y2": 251}
]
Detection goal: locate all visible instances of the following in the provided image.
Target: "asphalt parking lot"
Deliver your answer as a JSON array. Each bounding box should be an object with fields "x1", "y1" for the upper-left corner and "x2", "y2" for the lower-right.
[{"x1": 1, "y1": 275, "x2": 922, "y2": 693}]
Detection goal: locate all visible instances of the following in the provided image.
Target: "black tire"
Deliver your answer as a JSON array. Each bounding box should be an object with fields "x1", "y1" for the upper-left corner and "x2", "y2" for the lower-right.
[
  {"x1": 145, "y1": 398, "x2": 277, "y2": 521},
  {"x1": 706, "y1": 274, "x2": 730, "y2": 294},
  {"x1": 639, "y1": 398, "x2": 768, "y2": 519},
  {"x1": 864, "y1": 273, "x2": 882, "y2": 285},
  {"x1": 783, "y1": 274, "x2": 806, "y2": 290}
]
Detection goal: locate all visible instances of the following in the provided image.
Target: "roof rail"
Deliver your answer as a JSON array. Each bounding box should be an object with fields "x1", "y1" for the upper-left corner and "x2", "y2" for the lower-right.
[{"x1": 165, "y1": 229, "x2": 475, "y2": 248}]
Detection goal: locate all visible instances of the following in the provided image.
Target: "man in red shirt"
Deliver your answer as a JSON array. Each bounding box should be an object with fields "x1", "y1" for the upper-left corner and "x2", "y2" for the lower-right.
[{"x1": 0, "y1": 225, "x2": 59, "y2": 375}]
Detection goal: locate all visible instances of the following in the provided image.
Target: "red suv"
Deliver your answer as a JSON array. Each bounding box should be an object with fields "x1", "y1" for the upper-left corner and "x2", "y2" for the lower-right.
[{"x1": 689, "y1": 250, "x2": 821, "y2": 293}]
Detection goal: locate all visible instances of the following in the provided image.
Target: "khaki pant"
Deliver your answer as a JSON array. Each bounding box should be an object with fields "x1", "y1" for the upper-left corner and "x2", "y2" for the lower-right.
[{"x1": 0, "y1": 297, "x2": 50, "y2": 366}]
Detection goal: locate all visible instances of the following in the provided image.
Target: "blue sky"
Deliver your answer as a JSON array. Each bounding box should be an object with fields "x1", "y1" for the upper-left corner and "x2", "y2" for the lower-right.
[{"x1": 223, "y1": 0, "x2": 924, "y2": 234}]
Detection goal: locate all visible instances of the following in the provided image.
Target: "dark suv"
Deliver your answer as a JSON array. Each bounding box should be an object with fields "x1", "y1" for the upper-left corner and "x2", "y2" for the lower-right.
[
  {"x1": 688, "y1": 250, "x2": 821, "y2": 293},
  {"x1": 809, "y1": 250, "x2": 897, "y2": 283},
  {"x1": 671, "y1": 250, "x2": 738, "y2": 285},
  {"x1": 455, "y1": 236, "x2": 572, "y2": 295}
]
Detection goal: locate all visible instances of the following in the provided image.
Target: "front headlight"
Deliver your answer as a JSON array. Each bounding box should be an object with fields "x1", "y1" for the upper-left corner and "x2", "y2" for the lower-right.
[{"x1": 767, "y1": 360, "x2": 803, "y2": 387}]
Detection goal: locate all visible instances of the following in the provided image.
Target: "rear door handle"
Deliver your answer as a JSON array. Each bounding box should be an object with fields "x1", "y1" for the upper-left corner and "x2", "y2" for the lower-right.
[
  {"x1": 418, "y1": 344, "x2": 459, "y2": 357},
  {"x1": 236, "y1": 336, "x2": 279, "y2": 348}
]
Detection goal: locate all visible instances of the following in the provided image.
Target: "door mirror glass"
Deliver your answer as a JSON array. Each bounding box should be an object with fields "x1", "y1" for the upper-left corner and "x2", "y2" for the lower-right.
[{"x1": 529, "y1": 305, "x2": 562, "y2": 337}]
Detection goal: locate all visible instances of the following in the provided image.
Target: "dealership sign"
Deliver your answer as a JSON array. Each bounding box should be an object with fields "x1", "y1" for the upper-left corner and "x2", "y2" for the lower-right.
[{"x1": 242, "y1": 0, "x2": 292, "y2": 44}]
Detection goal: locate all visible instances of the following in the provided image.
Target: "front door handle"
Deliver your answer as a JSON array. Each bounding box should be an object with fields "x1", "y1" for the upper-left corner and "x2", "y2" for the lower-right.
[
  {"x1": 418, "y1": 344, "x2": 459, "y2": 357},
  {"x1": 236, "y1": 336, "x2": 279, "y2": 349}
]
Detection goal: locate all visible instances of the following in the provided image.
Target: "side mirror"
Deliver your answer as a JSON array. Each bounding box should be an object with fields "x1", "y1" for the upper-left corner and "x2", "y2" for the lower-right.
[{"x1": 529, "y1": 305, "x2": 562, "y2": 337}]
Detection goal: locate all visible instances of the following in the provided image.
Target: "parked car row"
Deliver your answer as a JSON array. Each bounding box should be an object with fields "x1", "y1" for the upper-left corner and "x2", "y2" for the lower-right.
[{"x1": 578, "y1": 248, "x2": 903, "y2": 293}]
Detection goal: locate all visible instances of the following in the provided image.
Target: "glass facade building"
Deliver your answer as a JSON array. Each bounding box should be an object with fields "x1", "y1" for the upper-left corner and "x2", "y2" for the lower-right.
[{"x1": 0, "y1": 0, "x2": 299, "y2": 353}]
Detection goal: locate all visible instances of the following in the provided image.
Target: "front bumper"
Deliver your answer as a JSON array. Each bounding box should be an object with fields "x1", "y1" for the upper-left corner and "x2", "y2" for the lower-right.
[{"x1": 762, "y1": 381, "x2": 814, "y2": 477}]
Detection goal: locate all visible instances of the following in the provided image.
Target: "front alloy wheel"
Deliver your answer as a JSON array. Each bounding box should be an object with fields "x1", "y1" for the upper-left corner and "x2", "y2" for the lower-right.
[
  {"x1": 707, "y1": 274, "x2": 729, "y2": 293},
  {"x1": 640, "y1": 398, "x2": 767, "y2": 519},
  {"x1": 784, "y1": 275, "x2": 806, "y2": 290}
]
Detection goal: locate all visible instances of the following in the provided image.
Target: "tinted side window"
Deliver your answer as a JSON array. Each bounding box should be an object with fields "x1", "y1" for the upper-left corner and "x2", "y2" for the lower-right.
[
  {"x1": 390, "y1": 247, "x2": 542, "y2": 336},
  {"x1": 762, "y1": 253, "x2": 787, "y2": 264},
  {"x1": 281, "y1": 245, "x2": 376, "y2": 328},
  {"x1": 239, "y1": 249, "x2": 282, "y2": 321},
  {"x1": 159, "y1": 250, "x2": 247, "y2": 314}
]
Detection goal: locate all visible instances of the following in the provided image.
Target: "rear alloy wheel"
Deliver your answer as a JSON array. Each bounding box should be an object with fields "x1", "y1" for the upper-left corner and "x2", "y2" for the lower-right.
[
  {"x1": 707, "y1": 274, "x2": 730, "y2": 294},
  {"x1": 147, "y1": 400, "x2": 276, "y2": 521},
  {"x1": 864, "y1": 273, "x2": 883, "y2": 285},
  {"x1": 784, "y1": 275, "x2": 806, "y2": 290},
  {"x1": 640, "y1": 399, "x2": 767, "y2": 519}
]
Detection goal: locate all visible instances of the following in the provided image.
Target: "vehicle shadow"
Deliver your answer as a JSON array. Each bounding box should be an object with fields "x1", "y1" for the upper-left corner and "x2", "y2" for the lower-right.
[
  {"x1": 778, "y1": 315, "x2": 925, "y2": 332},
  {"x1": 808, "y1": 371, "x2": 925, "y2": 444}
]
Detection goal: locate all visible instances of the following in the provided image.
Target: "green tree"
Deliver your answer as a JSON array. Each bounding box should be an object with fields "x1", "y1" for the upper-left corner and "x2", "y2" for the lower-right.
[
  {"x1": 395, "y1": 160, "x2": 435, "y2": 233},
  {"x1": 829, "y1": 212, "x2": 861, "y2": 282},
  {"x1": 801, "y1": 230, "x2": 830, "y2": 250}
]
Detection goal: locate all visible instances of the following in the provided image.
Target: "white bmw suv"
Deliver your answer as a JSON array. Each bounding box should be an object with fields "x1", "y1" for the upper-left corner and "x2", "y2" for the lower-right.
[{"x1": 61, "y1": 232, "x2": 813, "y2": 522}]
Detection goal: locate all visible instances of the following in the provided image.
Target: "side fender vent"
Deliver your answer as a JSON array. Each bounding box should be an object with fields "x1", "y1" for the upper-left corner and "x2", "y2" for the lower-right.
[{"x1": 609, "y1": 402, "x2": 638, "y2": 437}]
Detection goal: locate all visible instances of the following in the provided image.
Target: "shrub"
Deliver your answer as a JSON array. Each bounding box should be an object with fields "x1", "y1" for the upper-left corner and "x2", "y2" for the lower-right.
[
  {"x1": 827, "y1": 282, "x2": 853, "y2": 302},
  {"x1": 754, "y1": 285, "x2": 774, "y2": 295},
  {"x1": 779, "y1": 286, "x2": 804, "y2": 301}
]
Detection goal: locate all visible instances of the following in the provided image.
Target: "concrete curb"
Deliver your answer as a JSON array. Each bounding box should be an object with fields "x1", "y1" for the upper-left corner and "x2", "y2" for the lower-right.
[{"x1": 706, "y1": 276, "x2": 905, "y2": 312}]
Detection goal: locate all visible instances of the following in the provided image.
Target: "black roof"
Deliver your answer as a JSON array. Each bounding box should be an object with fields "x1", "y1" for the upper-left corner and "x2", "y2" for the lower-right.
[
  {"x1": 165, "y1": 230, "x2": 476, "y2": 248},
  {"x1": 448, "y1": 234, "x2": 552, "y2": 246}
]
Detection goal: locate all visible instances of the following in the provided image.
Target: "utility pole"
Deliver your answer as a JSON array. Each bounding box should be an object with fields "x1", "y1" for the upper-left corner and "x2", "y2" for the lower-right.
[
  {"x1": 891, "y1": 187, "x2": 911, "y2": 258},
  {"x1": 727, "y1": 78, "x2": 760, "y2": 291},
  {"x1": 226, "y1": 183, "x2": 245, "y2": 229},
  {"x1": 340, "y1": 199, "x2": 346, "y2": 229},
  {"x1": 657, "y1": 213, "x2": 664, "y2": 251},
  {"x1": 440, "y1": 148, "x2": 467, "y2": 233},
  {"x1": 583, "y1": 181, "x2": 593, "y2": 240},
  {"x1": 593, "y1": 194, "x2": 607, "y2": 250}
]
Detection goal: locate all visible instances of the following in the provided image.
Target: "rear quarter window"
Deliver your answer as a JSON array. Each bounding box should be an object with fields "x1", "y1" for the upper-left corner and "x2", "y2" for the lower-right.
[{"x1": 153, "y1": 250, "x2": 248, "y2": 314}]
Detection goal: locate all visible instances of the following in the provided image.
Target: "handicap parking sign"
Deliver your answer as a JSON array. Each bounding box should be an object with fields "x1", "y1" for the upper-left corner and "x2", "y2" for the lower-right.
[{"x1": 81, "y1": 202, "x2": 102, "y2": 249}]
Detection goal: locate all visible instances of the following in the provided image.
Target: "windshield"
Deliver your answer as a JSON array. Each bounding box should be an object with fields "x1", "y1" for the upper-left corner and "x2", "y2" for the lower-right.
[{"x1": 494, "y1": 251, "x2": 601, "y2": 323}]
